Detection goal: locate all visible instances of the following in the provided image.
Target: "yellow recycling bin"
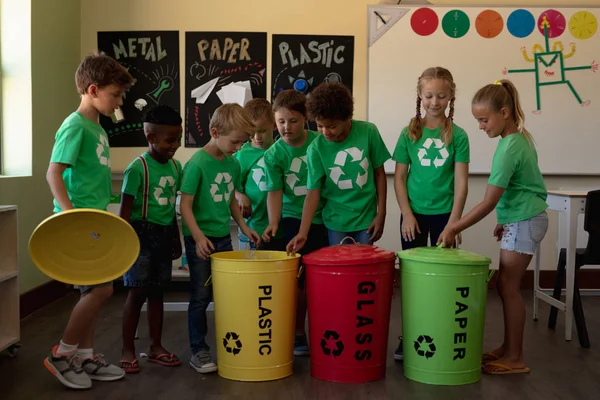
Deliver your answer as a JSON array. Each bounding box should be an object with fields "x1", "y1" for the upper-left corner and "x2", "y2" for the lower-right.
[{"x1": 210, "y1": 250, "x2": 300, "y2": 381}]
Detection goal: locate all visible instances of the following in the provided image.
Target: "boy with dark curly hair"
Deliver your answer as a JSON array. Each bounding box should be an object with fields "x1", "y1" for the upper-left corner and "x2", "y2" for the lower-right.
[{"x1": 287, "y1": 82, "x2": 390, "y2": 252}]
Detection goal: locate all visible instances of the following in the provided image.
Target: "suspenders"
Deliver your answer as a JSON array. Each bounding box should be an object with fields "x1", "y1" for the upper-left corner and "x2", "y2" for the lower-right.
[{"x1": 136, "y1": 155, "x2": 179, "y2": 221}]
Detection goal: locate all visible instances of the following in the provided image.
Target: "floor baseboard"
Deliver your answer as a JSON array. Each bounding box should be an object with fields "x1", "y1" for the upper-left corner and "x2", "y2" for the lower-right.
[{"x1": 20, "y1": 280, "x2": 74, "y2": 320}]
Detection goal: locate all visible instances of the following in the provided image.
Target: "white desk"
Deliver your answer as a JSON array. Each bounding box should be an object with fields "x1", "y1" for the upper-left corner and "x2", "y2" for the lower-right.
[{"x1": 534, "y1": 189, "x2": 588, "y2": 342}]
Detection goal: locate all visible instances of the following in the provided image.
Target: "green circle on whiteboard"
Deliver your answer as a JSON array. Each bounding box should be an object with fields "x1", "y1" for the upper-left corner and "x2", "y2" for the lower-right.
[{"x1": 442, "y1": 10, "x2": 470, "y2": 38}]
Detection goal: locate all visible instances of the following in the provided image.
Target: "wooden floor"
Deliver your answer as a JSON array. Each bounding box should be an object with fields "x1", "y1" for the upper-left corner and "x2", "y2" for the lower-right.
[{"x1": 2, "y1": 289, "x2": 599, "y2": 400}]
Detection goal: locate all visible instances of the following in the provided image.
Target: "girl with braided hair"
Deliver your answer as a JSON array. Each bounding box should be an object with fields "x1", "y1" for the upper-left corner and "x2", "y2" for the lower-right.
[{"x1": 392, "y1": 66, "x2": 470, "y2": 360}]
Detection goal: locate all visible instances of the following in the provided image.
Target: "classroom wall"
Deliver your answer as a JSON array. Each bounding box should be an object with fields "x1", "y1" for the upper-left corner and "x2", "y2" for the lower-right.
[
  {"x1": 81, "y1": 0, "x2": 600, "y2": 271},
  {"x1": 0, "y1": 0, "x2": 81, "y2": 292}
]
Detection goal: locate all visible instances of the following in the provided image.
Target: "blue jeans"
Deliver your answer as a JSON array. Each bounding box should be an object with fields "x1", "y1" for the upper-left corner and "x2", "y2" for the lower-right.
[
  {"x1": 327, "y1": 229, "x2": 371, "y2": 246},
  {"x1": 184, "y1": 234, "x2": 233, "y2": 354}
]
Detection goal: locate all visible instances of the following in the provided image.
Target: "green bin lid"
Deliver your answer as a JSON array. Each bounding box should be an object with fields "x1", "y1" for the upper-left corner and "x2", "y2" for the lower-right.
[{"x1": 397, "y1": 247, "x2": 491, "y2": 266}]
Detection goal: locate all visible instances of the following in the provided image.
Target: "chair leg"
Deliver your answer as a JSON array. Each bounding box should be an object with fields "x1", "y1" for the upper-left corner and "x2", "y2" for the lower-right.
[
  {"x1": 573, "y1": 278, "x2": 590, "y2": 349},
  {"x1": 548, "y1": 259, "x2": 566, "y2": 329}
]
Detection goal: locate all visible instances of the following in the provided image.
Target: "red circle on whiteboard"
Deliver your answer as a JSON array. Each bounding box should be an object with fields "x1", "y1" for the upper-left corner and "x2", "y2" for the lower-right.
[
  {"x1": 538, "y1": 9, "x2": 566, "y2": 38},
  {"x1": 411, "y1": 8, "x2": 439, "y2": 36}
]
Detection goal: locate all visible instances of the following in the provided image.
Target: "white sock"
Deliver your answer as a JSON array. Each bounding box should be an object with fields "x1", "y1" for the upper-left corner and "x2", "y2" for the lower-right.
[
  {"x1": 77, "y1": 348, "x2": 94, "y2": 360},
  {"x1": 55, "y1": 340, "x2": 78, "y2": 356}
]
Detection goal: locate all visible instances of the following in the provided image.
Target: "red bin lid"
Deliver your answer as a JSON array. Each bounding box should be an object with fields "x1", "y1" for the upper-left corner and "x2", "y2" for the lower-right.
[{"x1": 302, "y1": 244, "x2": 397, "y2": 266}]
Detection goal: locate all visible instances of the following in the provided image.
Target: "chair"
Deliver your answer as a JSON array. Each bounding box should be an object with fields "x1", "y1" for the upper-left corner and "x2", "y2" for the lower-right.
[{"x1": 548, "y1": 189, "x2": 600, "y2": 349}]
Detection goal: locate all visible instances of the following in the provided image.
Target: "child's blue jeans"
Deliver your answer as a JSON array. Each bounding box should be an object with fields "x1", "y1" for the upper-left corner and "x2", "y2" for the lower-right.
[{"x1": 184, "y1": 234, "x2": 232, "y2": 355}]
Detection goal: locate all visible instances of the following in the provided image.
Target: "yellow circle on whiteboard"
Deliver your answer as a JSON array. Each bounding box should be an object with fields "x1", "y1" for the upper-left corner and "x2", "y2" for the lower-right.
[
  {"x1": 29, "y1": 208, "x2": 140, "y2": 286},
  {"x1": 569, "y1": 11, "x2": 598, "y2": 40}
]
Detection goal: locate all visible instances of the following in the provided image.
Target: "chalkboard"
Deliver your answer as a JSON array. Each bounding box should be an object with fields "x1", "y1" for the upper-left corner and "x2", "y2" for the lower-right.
[
  {"x1": 185, "y1": 31, "x2": 267, "y2": 147},
  {"x1": 271, "y1": 34, "x2": 355, "y2": 100},
  {"x1": 97, "y1": 31, "x2": 180, "y2": 147}
]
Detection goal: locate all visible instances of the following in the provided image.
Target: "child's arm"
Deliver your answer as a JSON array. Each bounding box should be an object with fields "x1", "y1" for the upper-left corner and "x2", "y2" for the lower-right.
[
  {"x1": 180, "y1": 193, "x2": 214, "y2": 259},
  {"x1": 394, "y1": 163, "x2": 420, "y2": 241},
  {"x1": 438, "y1": 184, "x2": 504, "y2": 247},
  {"x1": 286, "y1": 189, "x2": 321, "y2": 254},
  {"x1": 230, "y1": 196, "x2": 261, "y2": 247},
  {"x1": 118, "y1": 194, "x2": 135, "y2": 222},
  {"x1": 448, "y1": 162, "x2": 469, "y2": 244},
  {"x1": 263, "y1": 190, "x2": 283, "y2": 241},
  {"x1": 46, "y1": 163, "x2": 73, "y2": 211},
  {"x1": 368, "y1": 166, "x2": 387, "y2": 242},
  {"x1": 235, "y1": 190, "x2": 252, "y2": 219}
]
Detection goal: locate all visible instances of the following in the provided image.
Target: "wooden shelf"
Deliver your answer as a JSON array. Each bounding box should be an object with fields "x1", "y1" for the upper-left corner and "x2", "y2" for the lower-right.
[{"x1": 0, "y1": 206, "x2": 19, "y2": 353}]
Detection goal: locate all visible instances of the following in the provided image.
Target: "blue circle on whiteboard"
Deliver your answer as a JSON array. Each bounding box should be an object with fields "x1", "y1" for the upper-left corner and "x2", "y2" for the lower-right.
[{"x1": 507, "y1": 9, "x2": 535, "y2": 38}]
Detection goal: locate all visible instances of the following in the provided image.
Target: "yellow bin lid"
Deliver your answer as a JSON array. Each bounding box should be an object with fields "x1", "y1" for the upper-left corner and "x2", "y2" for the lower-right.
[{"x1": 29, "y1": 208, "x2": 140, "y2": 285}]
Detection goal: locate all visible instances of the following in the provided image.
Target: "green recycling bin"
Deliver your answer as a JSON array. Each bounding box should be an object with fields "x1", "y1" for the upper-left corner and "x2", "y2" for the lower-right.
[{"x1": 398, "y1": 247, "x2": 491, "y2": 385}]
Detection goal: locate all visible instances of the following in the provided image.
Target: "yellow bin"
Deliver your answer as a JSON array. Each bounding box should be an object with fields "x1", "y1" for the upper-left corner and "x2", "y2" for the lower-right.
[{"x1": 211, "y1": 250, "x2": 300, "y2": 381}]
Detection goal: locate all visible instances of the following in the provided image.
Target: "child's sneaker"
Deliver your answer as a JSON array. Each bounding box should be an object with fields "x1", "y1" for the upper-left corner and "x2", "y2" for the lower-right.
[
  {"x1": 394, "y1": 336, "x2": 404, "y2": 361},
  {"x1": 293, "y1": 334, "x2": 309, "y2": 356},
  {"x1": 44, "y1": 346, "x2": 92, "y2": 390},
  {"x1": 190, "y1": 349, "x2": 217, "y2": 373},
  {"x1": 81, "y1": 354, "x2": 125, "y2": 381}
]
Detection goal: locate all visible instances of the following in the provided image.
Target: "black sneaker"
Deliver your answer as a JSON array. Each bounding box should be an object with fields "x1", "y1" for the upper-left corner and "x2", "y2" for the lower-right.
[
  {"x1": 294, "y1": 334, "x2": 309, "y2": 356},
  {"x1": 394, "y1": 337, "x2": 403, "y2": 361}
]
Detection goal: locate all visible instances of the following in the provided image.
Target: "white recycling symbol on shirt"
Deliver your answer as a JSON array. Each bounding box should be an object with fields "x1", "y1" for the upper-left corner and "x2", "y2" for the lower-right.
[
  {"x1": 210, "y1": 172, "x2": 234, "y2": 203},
  {"x1": 251, "y1": 157, "x2": 267, "y2": 192},
  {"x1": 285, "y1": 156, "x2": 308, "y2": 196},
  {"x1": 154, "y1": 176, "x2": 176, "y2": 206},
  {"x1": 96, "y1": 134, "x2": 110, "y2": 167},
  {"x1": 329, "y1": 147, "x2": 369, "y2": 190},
  {"x1": 418, "y1": 138, "x2": 449, "y2": 168}
]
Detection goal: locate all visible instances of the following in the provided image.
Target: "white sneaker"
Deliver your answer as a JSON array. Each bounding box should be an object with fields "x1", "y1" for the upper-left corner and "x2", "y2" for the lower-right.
[{"x1": 189, "y1": 349, "x2": 217, "y2": 373}]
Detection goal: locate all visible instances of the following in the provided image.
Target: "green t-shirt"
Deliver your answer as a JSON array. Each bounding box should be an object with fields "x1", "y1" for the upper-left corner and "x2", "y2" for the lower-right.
[
  {"x1": 121, "y1": 152, "x2": 182, "y2": 226},
  {"x1": 49, "y1": 112, "x2": 112, "y2": 212},
  {"x1": 264, "y1": 131, "x2": 324, "y2": 223},
  {"x1": 306, "y1": 120, "x2": 391, "y2": 231},
  {"x1": 235, "y1": 142, "x2": 283, "y2": 238},
  {"x1": 393, "y1": 123, "x2": 470, "y2": 215},
  {"x1": 180, "y1": 149, "x2": 242, "y2": 237},
  {"x1": 488, "y1": 132, "x2": 548, "y2": 224}
]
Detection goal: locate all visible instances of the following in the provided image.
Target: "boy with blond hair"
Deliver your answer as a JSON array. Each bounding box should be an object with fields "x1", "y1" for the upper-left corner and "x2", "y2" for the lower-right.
[
  {"x1": 45, "y1": 52, "x2": 134, "y2": 389},
  {"x1": 234, "y1": 98, "x2": 286, "y2": 250},
  {"x1": 180, "y1": 103, "x2": 261, "y2": 373}
]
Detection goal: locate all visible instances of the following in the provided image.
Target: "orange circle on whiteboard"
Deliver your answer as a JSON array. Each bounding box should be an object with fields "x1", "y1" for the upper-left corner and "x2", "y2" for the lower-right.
[{"x1": 476, "y1": 10, "x2": 504, "y2": 38}]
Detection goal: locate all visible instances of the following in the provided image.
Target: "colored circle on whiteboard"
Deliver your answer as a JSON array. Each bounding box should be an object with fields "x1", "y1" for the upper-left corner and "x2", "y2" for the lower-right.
[
  {"x1": 475, "y1": 10, "x2": 504, "y2": 38},
  {"x1": 411, "y1": 8, "x2": 439, "y2": 36},
  {"x1": 442, "y1": 10, "x2": 470, "y2": 38},
  {"x1": 569, "y1": 11, "x2": 598, "y2": 40},
  {"x1": 507, "y1": 9, "x2": 535, "y2": 38},
  {"x1": 538, "y1": 9, "x2": 566, "y2": 38}
]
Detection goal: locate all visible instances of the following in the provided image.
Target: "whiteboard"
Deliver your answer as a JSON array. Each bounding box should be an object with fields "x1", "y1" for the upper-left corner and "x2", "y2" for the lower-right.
[{"x1": 367, "y1": 5, "x2": 600, "y2": 174}]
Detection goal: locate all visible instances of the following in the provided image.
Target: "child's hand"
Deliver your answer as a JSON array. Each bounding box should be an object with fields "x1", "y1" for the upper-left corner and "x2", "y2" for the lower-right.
[
  {"x1": 401, "y1": 215, "x2": 421, "y2": 242},
  {"x1": 243, "y1": 227, "x2": 262, "y2": 249},
  {"x1": 368, "y1": 213, "x2": 386, "y2": 243},
  {"x1": 262, "y1": 224, "x2": 278, "y2": 243},
  {"x1": 237, "y1": 194, "x2": 252, "y2": 219},
  {"x1": 195, "y1": 234, "x2": 215, "y2": 259},
  {"x1": 493, "y1": 224, "x2": 504, "y2": 242},
  {"x1": 172, "y1": 235, "x2": 183, "y2": 260},
  {"x1": 286, "y1": 234, "x2": 306, "y2": 255},
  {"x1": 437, "y1": 227, "x2": 456, "y2": 248}
]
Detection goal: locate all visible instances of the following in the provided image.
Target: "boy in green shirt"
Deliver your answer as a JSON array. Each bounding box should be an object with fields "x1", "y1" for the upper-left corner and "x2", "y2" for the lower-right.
[
  {"x1": 119, "y1": 105, "x2": 183, "y2": 373},
  {"x1": 263, "y1": 89, "x2": 329, "y2": 356},
  {"x1": 180, "y1": 103, "x2": 261, "y2": 373},
  {"x1": 234, "y1": 98, "x2": 286, "y2": 250},
  {"x1": 286, "y1": 82, "x2": 390, "y2": 252},
  {"x1": 45, "y1": 53, "x2": 134, "y2": 389}
]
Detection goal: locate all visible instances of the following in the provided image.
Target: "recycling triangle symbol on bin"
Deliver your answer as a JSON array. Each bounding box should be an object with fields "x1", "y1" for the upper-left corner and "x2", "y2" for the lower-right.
[
  {"x1": 414, "y1": 334, "x2": 436, "y2": 359},
  {"x1": 328, "y1": 147, "x2": 369, "y2": 190},
  {"x1": 418, "y1": 138, "x2": 449, "y2": 168}
]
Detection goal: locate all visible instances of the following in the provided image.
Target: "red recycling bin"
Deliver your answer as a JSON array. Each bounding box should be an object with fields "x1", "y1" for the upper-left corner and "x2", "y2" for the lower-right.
[{"x1": 303, "y1": 244, "x2": 396, "y2": 383}]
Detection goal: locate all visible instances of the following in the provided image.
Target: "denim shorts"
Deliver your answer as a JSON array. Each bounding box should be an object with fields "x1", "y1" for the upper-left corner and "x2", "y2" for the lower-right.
[
  {"x1": 500, "y1": 211, "x2": 549, "y2": 255},
  {"x1": 123, "y1": 220, "x2": 175, "y2": 288},
  {"x1": 77, "y1": 281, "x2": 112, "y2": 295}
]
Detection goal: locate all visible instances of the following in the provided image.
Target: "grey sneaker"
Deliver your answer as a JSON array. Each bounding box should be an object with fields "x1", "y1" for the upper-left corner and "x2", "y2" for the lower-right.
[
  {"x1": 190, "y1": 349, "x2": 217, "y2": 373},
  {"x1": 44, "y1": 346, "x2": 92, "y2": 390},
  {"x1": 81, "y1": 354, "x2": 125, "y2": 381}
]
